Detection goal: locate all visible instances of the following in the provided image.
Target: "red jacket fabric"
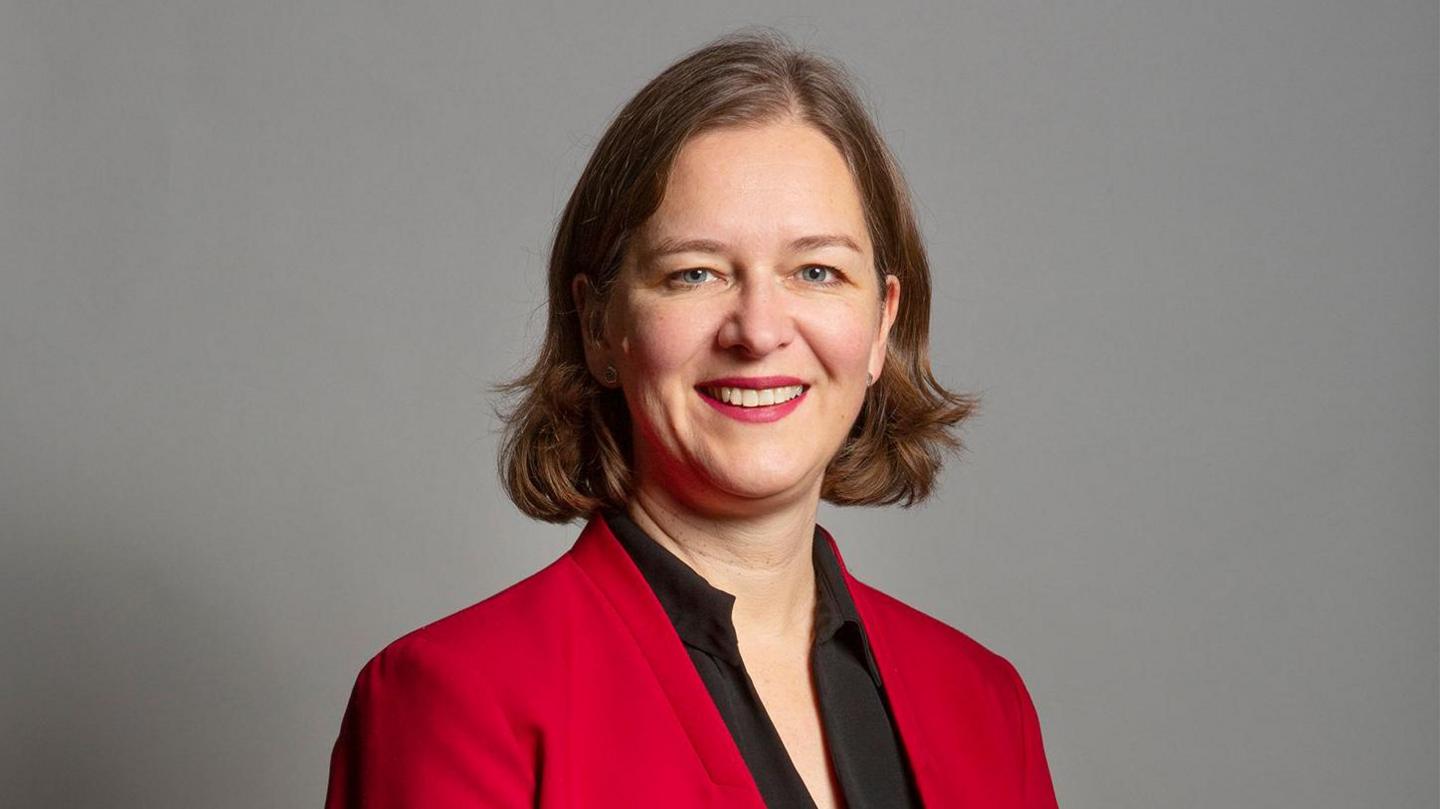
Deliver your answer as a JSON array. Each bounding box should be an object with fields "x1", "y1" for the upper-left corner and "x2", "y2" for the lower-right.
[{"x1": 325, "y1": 513, "x2": 1059, "y2": 808}]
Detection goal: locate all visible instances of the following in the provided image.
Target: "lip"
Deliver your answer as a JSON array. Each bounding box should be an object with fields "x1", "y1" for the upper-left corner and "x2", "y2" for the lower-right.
[
  {"x1": 694, "y1": 375, "x2": 806, "y2": 389},
  {"x1": 695, "y1": 377, "x2": 809, "y2": 424}
]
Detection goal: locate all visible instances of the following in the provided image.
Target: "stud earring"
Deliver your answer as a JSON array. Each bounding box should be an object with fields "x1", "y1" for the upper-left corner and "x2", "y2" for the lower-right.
[
  {"x1": 602, "y1": 366, "x2": 618, "y2": 385},
  {"x1": 866, "y1": 371, "x2": 874, "y2": 387}
]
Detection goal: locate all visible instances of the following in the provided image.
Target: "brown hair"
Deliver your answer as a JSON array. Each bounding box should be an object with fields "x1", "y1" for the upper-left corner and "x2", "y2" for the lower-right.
[{"x1": 496, "y1": 28, "x2": 978, "y2": 523}]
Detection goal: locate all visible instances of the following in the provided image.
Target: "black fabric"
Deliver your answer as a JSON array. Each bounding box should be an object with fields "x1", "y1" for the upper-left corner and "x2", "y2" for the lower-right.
[{"x1": 605, "y1": 510, "x2": 923, "y2": 809}]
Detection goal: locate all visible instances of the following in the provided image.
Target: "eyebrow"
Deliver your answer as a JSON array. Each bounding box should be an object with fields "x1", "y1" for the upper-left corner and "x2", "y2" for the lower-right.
[{"x1": 643, "y1": 233, "x2": 863, "y2": 260}]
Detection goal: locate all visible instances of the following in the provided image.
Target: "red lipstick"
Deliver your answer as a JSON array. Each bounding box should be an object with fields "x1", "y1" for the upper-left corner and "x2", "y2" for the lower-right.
[
  {"x1": 694, "y1": 377, "x2": 809, "y2": 424},
  {"x1": 695, "y1": 375, "x2": 805, "y2": 389}
]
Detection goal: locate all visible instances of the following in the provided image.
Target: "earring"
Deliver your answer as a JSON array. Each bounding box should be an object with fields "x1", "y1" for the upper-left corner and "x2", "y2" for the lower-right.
[
  {"x1": 602, "y1": 365, "x2": 618, "y2": 385},
  {"x1": 866, "y1": 371, "x2": 874, "y2": 387}
]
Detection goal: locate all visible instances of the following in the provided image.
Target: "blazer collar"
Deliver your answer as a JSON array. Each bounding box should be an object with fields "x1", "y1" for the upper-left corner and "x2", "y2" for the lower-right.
[
  {"x1": 812, "y1": 522, "x2": 940, "y2": 806},
  {"x1": 566, "y1": 513, "x2": 760, "y2": 794},
  {"x1": 566, "y1": 512, "x2": 938, "y2": 804}
]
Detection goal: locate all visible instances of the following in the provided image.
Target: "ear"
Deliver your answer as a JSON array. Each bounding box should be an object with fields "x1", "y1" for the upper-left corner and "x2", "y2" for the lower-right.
[
  {"x1": 868, "y1": 274, "x2": 901, "y2": 382},
  {"x1": 570, "y1": 273, "x2": 611, "y2": 384}
]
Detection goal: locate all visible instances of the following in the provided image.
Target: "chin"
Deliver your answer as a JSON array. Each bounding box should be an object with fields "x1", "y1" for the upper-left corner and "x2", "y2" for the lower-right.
[{"x1": 698, "y1": 461, "x2": 816, "y2": 503}]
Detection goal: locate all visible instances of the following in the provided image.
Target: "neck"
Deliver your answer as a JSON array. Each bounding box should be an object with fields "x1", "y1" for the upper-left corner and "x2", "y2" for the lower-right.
[{"x1": 625, "y1": 478, "x2": 822, "y2": 642}]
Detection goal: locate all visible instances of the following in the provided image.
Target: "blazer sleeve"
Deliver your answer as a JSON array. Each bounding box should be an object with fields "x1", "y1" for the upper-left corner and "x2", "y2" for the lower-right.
[
  {"x1": 998, "y1": 657, "x2": 1060, "y2": 809},
  {"x1": 324, "y1": 635, "x2": 535, "y2": 808}
]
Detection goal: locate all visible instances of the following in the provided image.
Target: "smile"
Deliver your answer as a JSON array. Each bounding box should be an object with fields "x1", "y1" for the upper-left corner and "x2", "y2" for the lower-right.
[
  {"x1": 694, "y1": 379, "x2": 810, "y2": 424},
  {"x1": 700, "y1": 385, "x2": 805, "y2": 407}
]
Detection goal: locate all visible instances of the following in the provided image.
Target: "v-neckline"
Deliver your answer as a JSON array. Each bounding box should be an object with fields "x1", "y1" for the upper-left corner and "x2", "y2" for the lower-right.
[{"x1": 565, "y1": 513, "x2": 939, "y2": 806}]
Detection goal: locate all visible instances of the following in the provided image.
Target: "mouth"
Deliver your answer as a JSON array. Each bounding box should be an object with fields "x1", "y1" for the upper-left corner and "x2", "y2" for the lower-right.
[
  {"x1": 694, "y1": 378, "x2": 810, "y2": 423},
  {"x1": 696, "y1": 384, "x2": 807, "y2": 408}
]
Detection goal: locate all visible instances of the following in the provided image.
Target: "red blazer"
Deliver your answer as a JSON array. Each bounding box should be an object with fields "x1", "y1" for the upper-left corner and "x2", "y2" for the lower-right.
[{"x1": 326, "y1": 513, "x2": 1059, "y2": 808}]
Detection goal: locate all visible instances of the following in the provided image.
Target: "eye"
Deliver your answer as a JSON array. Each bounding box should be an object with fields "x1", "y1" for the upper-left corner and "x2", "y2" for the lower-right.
[
  {"x1": 796, "y1": 264, "x2": 842, "y2": 285},
  {"x1": 670, "y1": 268, "x2": 715, "y2": 286}
]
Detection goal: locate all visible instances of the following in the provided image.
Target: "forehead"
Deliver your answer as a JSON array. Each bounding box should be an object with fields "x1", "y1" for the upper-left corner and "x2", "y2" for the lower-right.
[{"x1": 639, "y1": 120, "x2": 870, "y2": 251}]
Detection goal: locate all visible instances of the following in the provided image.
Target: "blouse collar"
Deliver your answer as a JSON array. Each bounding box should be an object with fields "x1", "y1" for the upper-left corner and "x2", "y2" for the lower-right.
[{"x1": 603, "y1": 509, "x2": 881, "y2": 686}]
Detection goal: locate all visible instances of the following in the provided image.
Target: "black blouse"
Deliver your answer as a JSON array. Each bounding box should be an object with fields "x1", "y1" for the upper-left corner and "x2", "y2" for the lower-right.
[{"x1": 605, "y1": 510, "x2": 923, "y2": 809}]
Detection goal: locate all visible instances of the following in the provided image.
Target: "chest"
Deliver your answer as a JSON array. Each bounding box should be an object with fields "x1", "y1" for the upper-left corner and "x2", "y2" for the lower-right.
[
  {"x1": 742, "y1": 646, "x2": 845, "y2": 809},
  {"x1": 524, "y1": 599, "x2": 1036, "y2": 809}
]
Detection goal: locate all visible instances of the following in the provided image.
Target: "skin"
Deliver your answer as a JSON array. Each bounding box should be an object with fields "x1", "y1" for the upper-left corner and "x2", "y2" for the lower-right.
[{"x1": 572, "y1": 117, "x2": 900, "y2": 808}]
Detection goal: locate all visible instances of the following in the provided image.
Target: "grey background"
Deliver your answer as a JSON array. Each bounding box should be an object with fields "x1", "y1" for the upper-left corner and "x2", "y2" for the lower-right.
[{"x1": 2, "y1": 2, "x2": 1435, "y2": 807}]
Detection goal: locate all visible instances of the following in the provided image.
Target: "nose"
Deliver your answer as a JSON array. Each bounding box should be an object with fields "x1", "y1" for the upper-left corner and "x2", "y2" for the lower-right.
[{"x1": 716, "y1": 275, "x2": 794, "y2": 357}]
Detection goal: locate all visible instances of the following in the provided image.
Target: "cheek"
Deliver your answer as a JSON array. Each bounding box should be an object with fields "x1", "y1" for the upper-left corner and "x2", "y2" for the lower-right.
[
  {"x1": 620, "y1": 304, "x2": 713, "y2": 380},
  {"x1": 804, "y1": 301, "x2": 880, "y2": 370}
]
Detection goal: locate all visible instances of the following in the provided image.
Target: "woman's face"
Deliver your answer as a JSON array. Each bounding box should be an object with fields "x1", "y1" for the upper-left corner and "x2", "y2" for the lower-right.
[{"x1": 581, "y1": 118, "x2": 900, "y2": 513}]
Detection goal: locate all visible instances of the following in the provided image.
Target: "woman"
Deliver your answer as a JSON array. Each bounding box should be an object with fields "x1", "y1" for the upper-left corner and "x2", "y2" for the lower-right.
[{"x1": 326, "y1": 30, "x2": 1058, "y2": 808}]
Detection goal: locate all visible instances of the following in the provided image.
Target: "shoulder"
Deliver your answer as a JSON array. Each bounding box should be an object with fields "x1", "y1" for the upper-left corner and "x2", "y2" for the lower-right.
[
  {"x1": 350, "y1": 551, "x2": 586, "y2": 703},
  {"x1": 850, "y1": 576, "x2": 1057, "y2": 802},
  {"x1": 847, "y1": 575, "x2": 1035, "y2": 708},
  {"x1": 327, "y1": 559, "x2": 573, "y2": 805},
  {"x1": 847, "y1": 574, "x2": 1056, "y2": 791}
]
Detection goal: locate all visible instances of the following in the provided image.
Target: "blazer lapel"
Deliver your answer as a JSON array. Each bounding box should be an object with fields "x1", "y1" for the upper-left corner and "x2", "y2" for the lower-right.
[
  {"x1": 568, "y1": 514, "x2": 946, "y2": 806},
  {"x1": 818, "y1": 526, "x2": 943, "y2": 807},
  {"x1": 567, "y1": 514, "x2": 764, "y2": 802}
]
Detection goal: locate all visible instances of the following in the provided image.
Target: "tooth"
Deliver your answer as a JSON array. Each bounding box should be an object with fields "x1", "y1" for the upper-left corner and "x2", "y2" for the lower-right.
[{"x1": 704, "y1": 385, "x2": 807, "y2": 406}]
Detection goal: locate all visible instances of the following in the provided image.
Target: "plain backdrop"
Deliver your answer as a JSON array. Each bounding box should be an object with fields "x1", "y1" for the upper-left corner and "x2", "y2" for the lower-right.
[{"x1": 2, "y1": 2, "x2": 1436, "y2": 807}]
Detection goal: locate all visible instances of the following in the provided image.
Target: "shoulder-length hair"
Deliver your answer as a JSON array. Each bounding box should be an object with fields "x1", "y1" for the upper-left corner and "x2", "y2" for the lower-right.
[{"x1": 496, "y1": 28, "x2": 978, "y2": 523}]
